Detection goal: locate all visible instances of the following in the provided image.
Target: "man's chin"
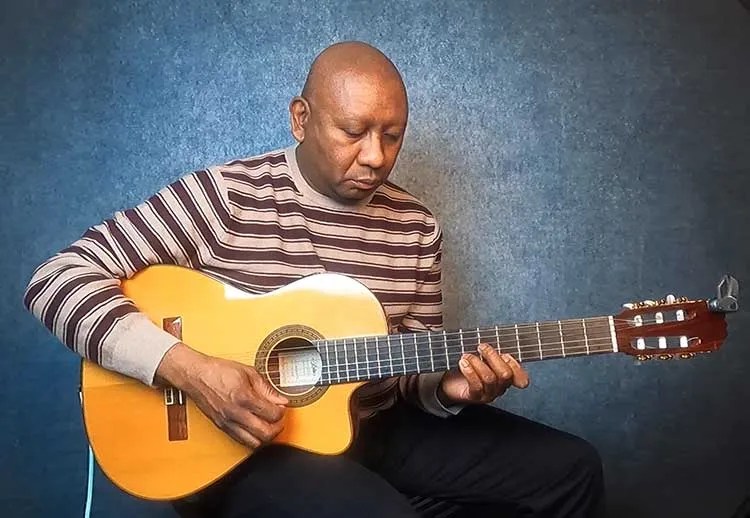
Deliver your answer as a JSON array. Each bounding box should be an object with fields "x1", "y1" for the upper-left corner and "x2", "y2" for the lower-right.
[{"x1": 334, "y1": 187, "x2": 374, "y2": 204}]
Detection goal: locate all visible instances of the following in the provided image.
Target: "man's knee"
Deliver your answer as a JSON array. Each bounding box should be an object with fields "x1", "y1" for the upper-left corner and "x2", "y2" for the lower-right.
[
  {"x1": 561, "y1": 435, "x2": 605, "y2": 516},
  {"x1": 571, "y1": 436, "x2": 604, "y2": 485},
  {"x1": 567, "y1": 436, "x2": 603, "y2": 480}
]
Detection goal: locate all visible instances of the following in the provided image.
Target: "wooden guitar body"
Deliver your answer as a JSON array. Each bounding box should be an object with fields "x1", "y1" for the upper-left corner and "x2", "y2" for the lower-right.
[{"x1": 81, "y1": 265, "x2": 387, "y2": 500}]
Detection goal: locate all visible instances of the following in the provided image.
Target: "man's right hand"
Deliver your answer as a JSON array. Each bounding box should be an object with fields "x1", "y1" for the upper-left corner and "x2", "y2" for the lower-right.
[{"x1": 155, "y1": 342, "x2": 289, "y2": 450}]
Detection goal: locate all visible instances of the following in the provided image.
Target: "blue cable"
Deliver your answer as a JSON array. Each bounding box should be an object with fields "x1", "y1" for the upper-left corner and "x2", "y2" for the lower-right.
[{"x1": 84, "y1": 446, "x2": 94, "y2": 518}]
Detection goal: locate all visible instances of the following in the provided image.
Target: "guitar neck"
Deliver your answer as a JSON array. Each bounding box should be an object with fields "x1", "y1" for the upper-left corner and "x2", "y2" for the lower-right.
[{"x1": 316, "y1": 316, "x2": 617, "y2": 385}]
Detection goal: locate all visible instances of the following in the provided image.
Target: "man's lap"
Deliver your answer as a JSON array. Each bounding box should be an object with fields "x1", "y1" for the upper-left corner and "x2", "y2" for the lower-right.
[{"x1": 176, "y1": 403, "x2": 604, "y2": 518}]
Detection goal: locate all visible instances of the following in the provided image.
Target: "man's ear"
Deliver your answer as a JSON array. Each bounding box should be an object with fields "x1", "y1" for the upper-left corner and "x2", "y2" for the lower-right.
[{"x1": 289, "y1": 96, "x2": 310, "y2": 143}]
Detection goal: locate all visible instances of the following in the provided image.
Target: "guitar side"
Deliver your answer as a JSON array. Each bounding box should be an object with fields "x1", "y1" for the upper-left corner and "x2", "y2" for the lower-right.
[{"x1": 80, "y1": 265, "x2": 389, "y2": 500}]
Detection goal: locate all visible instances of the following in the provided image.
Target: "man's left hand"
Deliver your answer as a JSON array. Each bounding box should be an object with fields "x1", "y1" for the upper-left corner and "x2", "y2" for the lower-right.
[{"x1": 438, "y1": 343, "x2": 530, "y2": 406}]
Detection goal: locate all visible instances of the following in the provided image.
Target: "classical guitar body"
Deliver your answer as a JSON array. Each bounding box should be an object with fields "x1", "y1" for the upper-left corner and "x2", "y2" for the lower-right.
[{"x1": 81, "y1": 265, "x2": 387, "y2": 501}]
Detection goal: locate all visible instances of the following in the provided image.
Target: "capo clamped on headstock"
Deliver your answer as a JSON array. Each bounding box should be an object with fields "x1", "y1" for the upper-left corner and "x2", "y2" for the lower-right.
[{"x1": 708, "y1": 275, "x2": 739, "y2": 313}]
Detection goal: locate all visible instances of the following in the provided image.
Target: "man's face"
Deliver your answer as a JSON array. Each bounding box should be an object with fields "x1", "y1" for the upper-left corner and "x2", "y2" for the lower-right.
[{"x1": 293, "y1": 73, "x2": 408, "y2": 203}]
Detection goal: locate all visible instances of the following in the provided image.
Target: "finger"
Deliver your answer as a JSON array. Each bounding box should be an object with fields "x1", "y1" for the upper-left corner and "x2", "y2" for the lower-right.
[
  {"x1": 246, "y1": 367, "x2": 290, "y2": 406},
  {"x1": 502, "y1": 354, "x2": 530, "y2": 389},
  {"x1": 238, "y1": 390, "x2": 287, "y2": 423},
  {"x1": 477, "y1": 344, "x2": 514, "y2": 390},
  {"x1": 221, "y1": 420, "x2": 262, "y2": 450},
  {"x1": 226, "y1": 408, "x2": 285, "y2": 445},
  {"x1": 466, "y1": 350, "x2": 502, "y2": 398},
  {"x1": 458, "y1": 355, "x2": 485, "y2": 398}
]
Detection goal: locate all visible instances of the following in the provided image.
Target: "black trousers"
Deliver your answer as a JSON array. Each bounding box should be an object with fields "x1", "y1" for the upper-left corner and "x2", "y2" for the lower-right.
[{"x1": 175, "y1": 404, "x2": 604, "y2": 518}]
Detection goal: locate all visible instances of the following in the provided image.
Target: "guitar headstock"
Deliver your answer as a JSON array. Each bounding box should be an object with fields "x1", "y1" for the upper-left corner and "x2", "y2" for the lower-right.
[{"x1": 614, "y1": 275, "x2": 739, "y2": 361}]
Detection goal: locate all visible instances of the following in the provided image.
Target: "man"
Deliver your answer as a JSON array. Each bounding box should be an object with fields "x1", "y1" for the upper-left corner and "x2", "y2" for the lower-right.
[{"x1": 24, "y1": 41, "x2": 604, "y2": 517}]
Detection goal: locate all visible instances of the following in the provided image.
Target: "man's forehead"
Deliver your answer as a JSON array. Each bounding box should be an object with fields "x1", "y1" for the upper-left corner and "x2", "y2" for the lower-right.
[{"x1": 318, "y1": 71, "x2": 406, "y2": 113}]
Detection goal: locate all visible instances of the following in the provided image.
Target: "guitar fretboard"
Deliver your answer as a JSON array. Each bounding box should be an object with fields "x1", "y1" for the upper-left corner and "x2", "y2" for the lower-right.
[{"x1": 316, "y1": 316, "x2": 616, "y2": 385}]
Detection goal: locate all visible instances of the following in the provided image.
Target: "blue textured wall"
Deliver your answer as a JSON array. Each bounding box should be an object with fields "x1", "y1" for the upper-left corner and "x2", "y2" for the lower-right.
[{"x1": 2, "y1": 1, "x2": 749, "y2": 517}]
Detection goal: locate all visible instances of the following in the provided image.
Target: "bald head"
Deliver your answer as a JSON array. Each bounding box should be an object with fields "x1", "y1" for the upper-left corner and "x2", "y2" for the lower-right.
[
  {"x1": 301, "y1": 42, "x2": 407, "y2": 106},
  {"x1": 289, "y1": 42, "x2": 409, "y2": 204}
]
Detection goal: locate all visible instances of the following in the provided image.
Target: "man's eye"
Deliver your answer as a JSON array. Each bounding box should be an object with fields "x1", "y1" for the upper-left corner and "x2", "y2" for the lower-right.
[
  {"x1": 385, "y1": 133, "x2": 401, "y2": 141},
  {"x1": 343, "y1": 129, "x2": 364, "y2": 138}
]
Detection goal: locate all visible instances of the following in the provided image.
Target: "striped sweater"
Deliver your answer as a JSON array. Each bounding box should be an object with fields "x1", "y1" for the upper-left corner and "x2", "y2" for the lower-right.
[{"x1": 24, "y1": 145, "x2": 459, "y2": 418}]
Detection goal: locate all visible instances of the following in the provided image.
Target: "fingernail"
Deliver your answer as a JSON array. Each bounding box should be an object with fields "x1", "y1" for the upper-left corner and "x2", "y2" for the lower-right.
[
  {"x1": 460, "y1": 358, "x2": 470, "y2": 368},
  {"x1": 501, "y1": 353, "x2": 512, "y2": 362}
]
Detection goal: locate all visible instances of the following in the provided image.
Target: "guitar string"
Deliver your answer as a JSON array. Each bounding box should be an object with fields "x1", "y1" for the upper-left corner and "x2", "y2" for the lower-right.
[
  {"x1": 217, "y1": 330, "x2": 693, "y2": 368},
  {"x1": 254, "y1": 335, "x2": 699, "y2": 380},
  {"x1": 196, "y1": 313, "x2": 695, "y2": 376},
  {"x1": 235, "y1": 315, "x2": 685, "y2": 357},
  {"x1": 217, "y1": 330, "x2": 616, "y2": 364},
  {"x1": 267, "y1": 339, "x2": 614, "y2": 379}
]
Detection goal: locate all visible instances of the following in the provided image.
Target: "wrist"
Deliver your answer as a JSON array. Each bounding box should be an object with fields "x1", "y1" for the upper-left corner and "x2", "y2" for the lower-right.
[
  {"x1": 436, "y1": 376, "x2": 458, "y2": 407},
  {"x1": 154, "y1": 342, "x2": 206, "y2": 390}
]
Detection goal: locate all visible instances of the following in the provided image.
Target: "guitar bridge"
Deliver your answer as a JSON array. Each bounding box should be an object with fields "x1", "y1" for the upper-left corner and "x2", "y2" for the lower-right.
[{"x1": 163, "y1": 317, "x2": 188, "y2": 441}]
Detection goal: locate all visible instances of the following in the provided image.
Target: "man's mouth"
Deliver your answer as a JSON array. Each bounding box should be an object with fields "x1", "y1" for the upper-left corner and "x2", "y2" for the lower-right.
[{"x1": 350, "y1": 179, "x2": 378, "y2": 189}]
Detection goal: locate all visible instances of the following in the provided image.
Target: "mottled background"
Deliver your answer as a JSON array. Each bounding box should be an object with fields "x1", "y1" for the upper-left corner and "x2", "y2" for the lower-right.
[{"x1": 2, "y1": 1, "x2": 749, "y2": 517}]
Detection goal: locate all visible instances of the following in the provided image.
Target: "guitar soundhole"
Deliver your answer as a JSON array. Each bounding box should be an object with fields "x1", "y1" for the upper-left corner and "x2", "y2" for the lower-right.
[
  {"x1": 265, "y1": 336, "x2": 322, "y2": 396},
  {"x1": 255, "y1": 324, "x2": 328, "y2": 407}
]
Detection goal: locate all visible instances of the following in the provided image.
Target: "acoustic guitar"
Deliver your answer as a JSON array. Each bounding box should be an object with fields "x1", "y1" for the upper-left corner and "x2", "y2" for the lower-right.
[{"x1": 80, "y1": 265, "x2": 738, "y2": 500}]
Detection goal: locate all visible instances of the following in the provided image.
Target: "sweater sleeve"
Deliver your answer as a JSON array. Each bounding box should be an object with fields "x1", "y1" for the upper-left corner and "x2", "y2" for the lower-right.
[
  {"x1": 23, "y1": 168, "x2": 231, "y2": 385},
  {"x1": 397, "y1": 222, "x2": 465, "y2": 417}
]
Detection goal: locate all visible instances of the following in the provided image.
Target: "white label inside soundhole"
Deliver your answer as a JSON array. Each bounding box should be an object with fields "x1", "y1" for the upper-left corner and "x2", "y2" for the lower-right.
[{"x1": 278, "y1": 349, "x2": 322, "y2": 387}]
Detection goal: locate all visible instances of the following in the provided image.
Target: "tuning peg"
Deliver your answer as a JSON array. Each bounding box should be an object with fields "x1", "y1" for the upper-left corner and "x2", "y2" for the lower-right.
[
  {"x1": 642, "y1": 299, "x2": 658, "y2": 307},
  {"x1": 665, "y1": 294, "x2": 676, "y2": 304},
  {"x1": 622, "y1": 302, "x2": 636, "y2": 309},
  {"x1": 658, "y1": 353, "x2": 673, "y2": 360},
  {"x1": 636, "y1": 354, "x2": 653, "y2": 362},
  {"x1": 678, "y1": 352, "x2": 696, "y2": 360}
]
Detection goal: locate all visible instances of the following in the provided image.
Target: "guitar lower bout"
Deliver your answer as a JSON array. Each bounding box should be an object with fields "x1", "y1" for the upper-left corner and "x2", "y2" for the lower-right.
[{"x1": 81, "y1": 265, "x2": 389, "y2": 500}]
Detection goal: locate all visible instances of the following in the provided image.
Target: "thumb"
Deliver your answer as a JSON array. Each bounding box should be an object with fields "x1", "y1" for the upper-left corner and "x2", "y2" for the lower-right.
[{"x1": 247, "y1": 367, "x2": 289, "y2": 405}]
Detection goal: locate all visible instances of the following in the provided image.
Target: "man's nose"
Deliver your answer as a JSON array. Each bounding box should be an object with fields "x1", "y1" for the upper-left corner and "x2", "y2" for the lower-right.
[{"x1": 358, "y1": 134, "x2": 385, "y2": 170}]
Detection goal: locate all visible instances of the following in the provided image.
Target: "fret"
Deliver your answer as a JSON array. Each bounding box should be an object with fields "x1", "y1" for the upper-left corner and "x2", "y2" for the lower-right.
[
  {"x1": 320, "y1": 340, "x2": 330, "y2": 384},
  {"x1": 514, "y1": 324, "x2": 522, "y2": 361},
  {"x1": 608, "y1": 316, "x2": 618, "y2": 352},
  {"x1": 476, "y1": 327, "x2": 481, "y2": 349},
  {"x1": 399, "y1": 334, "x2": 407, "y2": 375},
  {"x1": 517, "y1": 323, "x2": 539, "y2": 361},
  {"x1": 429, "y1": 331, "x2": 447, "y2": 372},
  {"x1": 354, "y1": 337, "x2": 368, "y2": 380},
  {"x1": 352, "y1": 338, "x2": 360, "y2": 379},
  {"x1": 444, "y1": 330, "x2": 450, "y2": 367},
  {"x1": 558, "y1": 320, "x2": 565, "y2": 357},
  {"x1": 539, "y1": 321, "x2": 563, "y2": 358},
  {"x1": 333, "y1": 339, "x2": 341, "y2": 382},
  {"x1": 374, "y1": 336, "x2": 382, "y2": 378},
  {"x1": 402, "y1": 333, "x2": 418, "y2": 374},
  {"x1": 459, "y1": 329, "x2": 466, "y2": 355},
  {"x1": 413, "y1": 334, "x2": 421, "y2": 373},
  {"x1": 582, "y1": 319, "x2": 590, "y2": 355},
  {"x1": 350, "y1": 339, "x2": 358, "y2": 379},
  {"x1": 559, "y1": 319, "x2": 587, "y2": 359},
  {"x1": 494, "y1": 325, "x2": 501, "y2": 354},
  {"x1": 586, "y1": 317, "x2": 613, "y2": 354},
  {"x1": 342, "y1": 339, "x2": 351, "y2": 381},
  {"x1": 423, "y1": 333, "x2": 435, "y2": 373},
  {"x1": 387, "y1": 335, "x2": 394, "y2": 375},
  {"x1": 377, "y1": 335, "x2": 391, "y2": 376},
  {"x1": 535, "y1": 322, "x2": 543, "y2": 359},
  {"x1": 362, "y1": 337, "x2": 370, "y2": 379},
  {"x1": 428, "y1": 332, "x2": 434, "y2": 371}
]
